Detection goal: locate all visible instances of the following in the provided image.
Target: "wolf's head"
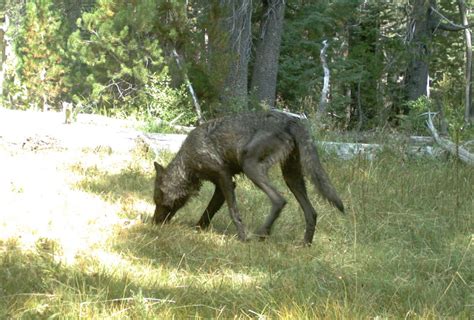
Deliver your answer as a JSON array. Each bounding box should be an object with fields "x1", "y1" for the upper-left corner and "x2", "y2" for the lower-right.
[
  {"x1": 153, "y1": 162, "x2": 177, "y2": 224},
  {"x1": 152, "y1": 161, "x2": 188, "y2": 224}
]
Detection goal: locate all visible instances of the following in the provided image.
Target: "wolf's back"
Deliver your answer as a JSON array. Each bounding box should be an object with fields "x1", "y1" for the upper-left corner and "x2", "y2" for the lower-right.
[
  {"x1": 288, "y1": 119, "x2": 344, "y2": 213},
  {"x1": 184, "y1": 112, "x2": 343, "y2": 213}
]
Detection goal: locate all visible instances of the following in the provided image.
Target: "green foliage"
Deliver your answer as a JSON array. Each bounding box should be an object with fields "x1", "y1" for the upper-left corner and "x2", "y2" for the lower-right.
[
  {"x1": 399, "y1": 96, "x2": 433, "y2": 135},
  {"x1": 279, "y1": 1, "x2": 407, "y2": 128},
  {"x1": 278, "y1": 1, "x2": 328, "y2": 106},
  {"x1": 14, "y1": 0, "x2": 68, "y2": 110},
  {"x1": 431, "y1": 0, "x2": 465, "y2": 110},
  {"x1": 3, "y1": 0, "x2": 472, "y2": 129},
  {"x1": 141, "y1": 119, "x2": 177, "y2": 134},
  {"x1": 399, "y1": 95, "x2": 474, "y2": 142},
  {"x1": 141, "y1": 75, "x2": 195, "y2": 124},
  {"x1": 66, "y1": 0, "x2": 194, "y2": 122}
]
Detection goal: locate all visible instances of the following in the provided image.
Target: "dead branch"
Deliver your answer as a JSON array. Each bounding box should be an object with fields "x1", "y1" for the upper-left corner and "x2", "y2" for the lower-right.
[
  {"x1": 317, "y1": 40, "x2": 330, "y2": 119},
  {"x1": 426, "y1": 113, "x2": 474, "y2": 166},
  {"x1": 172, "y1": 49, "x2": 204, "y2": 124},
  {"x1": 430, "y1": 5, "x2": 472, "y2": 31},
  {"x1": 271, "y1": 109, "x2": 306, "y2": 119},
  {"x1": 409, "y1": 136, "x2": 435, "y2": 145}
]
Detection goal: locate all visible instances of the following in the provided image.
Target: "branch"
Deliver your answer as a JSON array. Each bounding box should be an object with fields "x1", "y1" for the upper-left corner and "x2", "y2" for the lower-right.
[
  {"x1": 430, "y1": 5, "x2": 472, "y2": 32},
  {"x1": 436, "y1": 22, "x2": 469, "y2": 32},
  {"x1": 172, "y1": 49, "x2": 204, "y2": 125},
  {"x1": 426, "y1": 112, "x2": 474, "y2": 166}
]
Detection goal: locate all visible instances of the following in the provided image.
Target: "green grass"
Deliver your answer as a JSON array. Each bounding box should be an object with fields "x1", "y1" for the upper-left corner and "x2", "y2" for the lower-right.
[{"x1": 1, "y1": 145, "x2": 472, "y2": 319}]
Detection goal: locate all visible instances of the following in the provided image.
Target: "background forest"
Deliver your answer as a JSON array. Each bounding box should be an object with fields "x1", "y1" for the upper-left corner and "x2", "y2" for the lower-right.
[{"x1": 0, "y1": 0, "x2": 472, "y2": 134}]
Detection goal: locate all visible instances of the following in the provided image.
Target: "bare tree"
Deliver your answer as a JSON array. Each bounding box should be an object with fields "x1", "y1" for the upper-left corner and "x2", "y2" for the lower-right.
[
  {"x1": 317, "y1": 40, "x2": 330, "y2": 121},
  {"x1": 172, "y1": 49, "x2": 204, "y2": 124}
]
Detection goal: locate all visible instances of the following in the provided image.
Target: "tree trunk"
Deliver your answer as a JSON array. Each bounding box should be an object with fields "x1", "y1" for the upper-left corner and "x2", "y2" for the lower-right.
[
  {"x1": 250, "y1": 0, "x2": 285, "y2": 109},
  {"x1": 457, "y1": 0, "x2": 473, "y2": 124},
  {"x1": 405, "y1": 0, "x2": 436, "y2": 102},
  {"x1": 219, "y1": 0, "x2": 252, "y2": 109}
]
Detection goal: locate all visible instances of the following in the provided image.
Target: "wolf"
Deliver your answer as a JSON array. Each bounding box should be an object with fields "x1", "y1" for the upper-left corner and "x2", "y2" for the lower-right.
[{"x1": 153, "y1": 111, "x2": 344, "y2": 245}]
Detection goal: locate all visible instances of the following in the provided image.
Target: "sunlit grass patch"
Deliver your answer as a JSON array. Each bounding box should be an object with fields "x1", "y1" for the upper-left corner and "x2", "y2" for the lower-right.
[
  {"x1": 1, "y1": 140, "x2": 472, "y2": 318},
  {"x1": 69, "y1": 149, "x2": 155, "y2": 222}
]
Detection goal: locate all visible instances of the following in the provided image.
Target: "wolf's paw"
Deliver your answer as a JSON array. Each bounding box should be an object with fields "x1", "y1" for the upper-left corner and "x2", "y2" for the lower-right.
[
  {"x1": 254, "y1": 227, "x2": 270, "y2": 241},
  {"x1": 296, "y1": 241, "x2": 312, "y2": 248},
  {"x1": 236, "y1": 231, "x2": 249, "y2": 242}
]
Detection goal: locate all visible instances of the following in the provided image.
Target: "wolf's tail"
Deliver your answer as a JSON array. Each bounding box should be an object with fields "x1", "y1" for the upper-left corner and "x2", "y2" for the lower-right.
[{"x1": 289, "y1": 120, "x2": 344, "y2": 213}]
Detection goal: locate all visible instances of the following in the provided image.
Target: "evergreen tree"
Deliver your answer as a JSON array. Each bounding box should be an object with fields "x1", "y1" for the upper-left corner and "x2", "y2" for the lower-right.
[
  {"x1": 16, "y1": 0, "x2": 67, "y2": 110},
  {"x1": 67, "y1": 0, "x2": 193, "y2": 122}
]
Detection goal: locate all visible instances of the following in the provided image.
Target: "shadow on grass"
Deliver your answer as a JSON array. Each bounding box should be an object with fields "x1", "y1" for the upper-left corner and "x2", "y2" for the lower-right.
[
  {"x1": 0, "y1": 233, "x2": 350, "y2": 319},
  {"x1": 71, "y1": 161, "x2": 295, "y2": 237},
  {"x1": 0, "y1": 243, "x2": 260, "y2": 318},
  {"x1": 72, "y1": 164, "x2": 154, "y2": 203},
  {"x1": 66, "y1": 155, "x2": 473, "y2": 318}
]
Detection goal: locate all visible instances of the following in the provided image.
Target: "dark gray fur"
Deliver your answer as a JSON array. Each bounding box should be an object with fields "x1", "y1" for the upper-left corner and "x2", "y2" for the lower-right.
[{"x1": 153, "y1": 111, "x2": 344, "y2": 245}]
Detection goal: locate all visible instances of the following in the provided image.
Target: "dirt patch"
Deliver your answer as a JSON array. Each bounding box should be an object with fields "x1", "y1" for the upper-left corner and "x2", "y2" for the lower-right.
[
  {"x1": 0, "y1": 108, "x2": 145, "y2": 153},
  {"x1": 0, "y1": 108, "x2": 156, "y2": 263}
]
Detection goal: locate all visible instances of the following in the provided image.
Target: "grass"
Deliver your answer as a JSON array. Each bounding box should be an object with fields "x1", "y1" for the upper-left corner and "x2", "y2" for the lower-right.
[{"x1": 0, "y1": 141, "x2": 472, "y2": 319}]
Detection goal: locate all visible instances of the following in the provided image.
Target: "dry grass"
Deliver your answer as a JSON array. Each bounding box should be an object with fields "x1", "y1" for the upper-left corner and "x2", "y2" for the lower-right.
[{"x1": 0, "y1": 126, "x2": 472, "y2": 318}]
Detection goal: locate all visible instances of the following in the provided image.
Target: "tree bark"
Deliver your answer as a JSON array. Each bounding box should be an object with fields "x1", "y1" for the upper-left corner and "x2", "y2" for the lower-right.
[
  {"x1": 457, "y1": 0, "x2": 473, "y2": 124},
  {"x1": 250, "y1": 0, "x2": 285, "y2": 108},
  {"x1": 405, "y1": 0, "x2": 436, "y2": 101},
  {"x1": 219, "y1": 0, "x2": 252, "y2": 108}
]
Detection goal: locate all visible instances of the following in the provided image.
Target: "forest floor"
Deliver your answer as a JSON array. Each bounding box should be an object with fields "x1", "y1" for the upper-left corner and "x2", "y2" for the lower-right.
[{"x1": 0, "y1": 108, "x2": 472, "y2": 319}]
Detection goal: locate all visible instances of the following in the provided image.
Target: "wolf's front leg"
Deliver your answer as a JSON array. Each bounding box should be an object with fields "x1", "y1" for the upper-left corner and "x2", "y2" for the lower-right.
[
  {"x1": 153, "y1": 206, "x2": 176, "y2": 225},
  {"x1": 218, "y1": 175, "x2": 247, "y2": 241},
  {"x1": 196, "y1": 184, "x2": 225, "y2": 229}
]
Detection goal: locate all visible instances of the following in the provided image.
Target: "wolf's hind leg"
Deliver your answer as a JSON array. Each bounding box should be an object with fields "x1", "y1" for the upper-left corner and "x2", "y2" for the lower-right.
[
  {"x1": 196, "y1": 183, "x2": 227, "y2": 229},
  {"x1": 281, "y1": 155, "x2": 317, "y2": 245},
  {"x1": 242, "y1": 160, "x2": 287, "y2": 239}
]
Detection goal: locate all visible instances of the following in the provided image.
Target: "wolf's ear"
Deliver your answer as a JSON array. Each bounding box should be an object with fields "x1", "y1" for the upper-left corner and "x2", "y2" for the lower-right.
[{"x1": 154, "y1": 161, "x2": 165, "y2": 176}]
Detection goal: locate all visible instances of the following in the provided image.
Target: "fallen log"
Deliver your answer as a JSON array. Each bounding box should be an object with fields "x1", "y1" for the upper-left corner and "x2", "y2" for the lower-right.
[
  {"x1": 139, "y1": 114, "x2": 472, "y2": 162},
  {"x1": 318, "y1": 141, "x2": 382, "y2": 160},
  {"x1": 139, "y1": 132, "x2": 446, "y2": 161},
  {"x1": 409, "y1": 136, "x2": 435, "y2": 145},
  {"x1": 426, "y1": 113, "x2": 474, "y2": 166}
]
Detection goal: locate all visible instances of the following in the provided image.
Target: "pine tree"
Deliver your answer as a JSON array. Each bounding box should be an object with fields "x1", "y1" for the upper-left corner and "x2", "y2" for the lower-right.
[
  {"x1": 67, "y1": 0, "x2": 193, "y2": 122},
  {"x1": 17, "y1": 0, "x2": 66, "y2": 110}
]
